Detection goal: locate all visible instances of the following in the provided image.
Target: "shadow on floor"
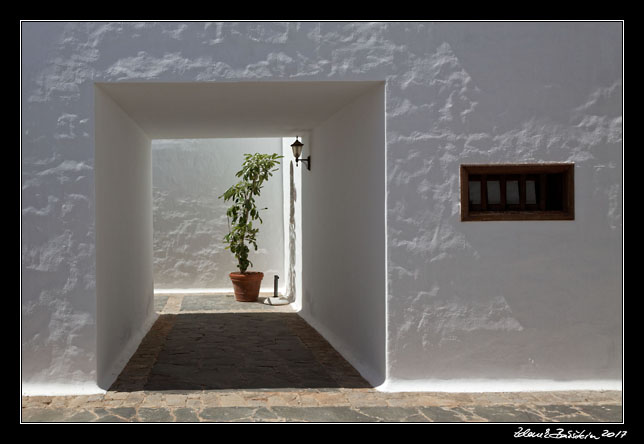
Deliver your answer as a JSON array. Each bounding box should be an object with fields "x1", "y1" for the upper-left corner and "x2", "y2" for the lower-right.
[{"x1": 109, "y1": 312, "x2": 372, "y2": 392}]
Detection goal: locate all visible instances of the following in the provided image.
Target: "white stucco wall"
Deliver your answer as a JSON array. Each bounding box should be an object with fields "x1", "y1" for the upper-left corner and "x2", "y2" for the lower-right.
[
  {"x1": 282, "y1": 137, "x2": 303, "y2": 307},
  {"x1": 301, "y1": 85, "x2": 386, "y2": 385},
  {"x1": 94, "y1": 85, "x2": 157, "y2": 389},
  {"x1": 21, "y1": 21, "x2": 622, "y2": 394},
  {"x1": 152, "y1": 138, "x2": 284, "y2": 290},
  {"x1": 382, "y1": 23, "x2": 622, "y2": 390}
]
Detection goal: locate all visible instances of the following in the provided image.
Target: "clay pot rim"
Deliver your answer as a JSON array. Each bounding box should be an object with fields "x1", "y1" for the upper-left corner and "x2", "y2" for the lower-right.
[{"x1": 229, "y1": 271, "x2": 264, "y2": 279}]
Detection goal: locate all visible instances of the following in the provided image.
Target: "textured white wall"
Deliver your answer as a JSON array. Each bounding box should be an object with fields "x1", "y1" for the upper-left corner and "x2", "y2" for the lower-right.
[
  {"x1": 95, "y1": 86, "x2": 156, "y2": 390},
  {"x1": 21, "y1": 21, "x2": 622, "y2": 394},
  {"x1": 301, "y1": 85, "x2": 386, "y2": 386},
  {"x1": 383, "y1": 23, "x2": 622, "y2": 390},
  {"x1": 152, "y1": 138, "x2": 284, "y2": 290},
  {"x1": 282, "y1": 137, "x2": 303, "y2": 307}
]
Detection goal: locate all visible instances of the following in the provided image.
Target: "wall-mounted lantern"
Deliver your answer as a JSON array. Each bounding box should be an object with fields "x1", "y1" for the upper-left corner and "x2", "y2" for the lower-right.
[{"x1": 290, "y1": 136, "x2": 310, "y2": 170}]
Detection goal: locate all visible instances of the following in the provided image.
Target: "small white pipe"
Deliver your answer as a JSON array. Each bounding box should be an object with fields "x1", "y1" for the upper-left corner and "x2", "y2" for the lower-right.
[{"x1": 274, "y1": 275, "x2": 279, "y2": 297}]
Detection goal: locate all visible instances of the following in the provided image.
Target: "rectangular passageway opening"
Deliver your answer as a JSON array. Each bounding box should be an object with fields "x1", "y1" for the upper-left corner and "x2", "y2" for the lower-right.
[{"x1": 94, "y1": 81, "x2": 387, "y2": 390}]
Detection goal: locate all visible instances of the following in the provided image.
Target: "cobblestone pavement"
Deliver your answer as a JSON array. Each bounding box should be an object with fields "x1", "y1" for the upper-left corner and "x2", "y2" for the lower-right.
[{"x1": 22, "y1": 294, "x2": 623, "y2": 423}]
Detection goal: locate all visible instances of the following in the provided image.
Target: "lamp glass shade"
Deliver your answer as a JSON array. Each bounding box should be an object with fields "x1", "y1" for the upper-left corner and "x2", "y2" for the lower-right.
[{"x1": 291, "y1": 139, "x2": 304, "y2": 158}]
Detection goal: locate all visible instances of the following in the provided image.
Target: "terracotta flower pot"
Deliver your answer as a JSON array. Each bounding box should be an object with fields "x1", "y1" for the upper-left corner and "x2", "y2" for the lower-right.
[{"x1": 229, "y1": 272, "x2": 264, "y2": 302}]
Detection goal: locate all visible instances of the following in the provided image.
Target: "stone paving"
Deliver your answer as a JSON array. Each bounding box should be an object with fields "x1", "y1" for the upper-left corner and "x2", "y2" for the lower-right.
[{"x1": 21, "y1": 294, "x2": 623, "y2": 423}]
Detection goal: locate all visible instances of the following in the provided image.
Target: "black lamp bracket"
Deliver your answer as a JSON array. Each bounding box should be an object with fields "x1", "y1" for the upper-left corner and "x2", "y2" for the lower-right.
[{"x1": 296, "y1": 155, "x2": 311, "y2": 170}]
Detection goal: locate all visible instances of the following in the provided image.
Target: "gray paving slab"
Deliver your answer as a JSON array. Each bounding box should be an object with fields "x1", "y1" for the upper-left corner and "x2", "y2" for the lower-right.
[
  {"x1": 199, "y1": 406, "x2": 263, "y2": 422},
  {"x1": 137, "y1": 407, "x2": 174, "y2": 422},
  {"x1": 270, "y1": 406, "x2": 374, "y2": 422},
  {"x1": 419, "y1": 406, "x2": 467, "y2": 422},
  {"x1": 576, "y1": 405, "x2": 623, "y2": 422},
  {"x1": 357, "y1": 406, "x2": 430, "y2": 422},
  {"x1": 154, "y1": 295, "x2": 169, "y2": 312}
]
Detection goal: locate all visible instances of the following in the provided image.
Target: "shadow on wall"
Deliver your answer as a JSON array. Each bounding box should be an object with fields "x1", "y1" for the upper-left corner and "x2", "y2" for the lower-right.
[{"x1": 287, "y1": 161, "x2": 297, "y2": 303}]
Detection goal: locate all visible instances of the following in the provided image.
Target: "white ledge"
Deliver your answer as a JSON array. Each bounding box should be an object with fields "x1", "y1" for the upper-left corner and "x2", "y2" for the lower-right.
[
  {"x1": 22, "y1": 383, "x2": 106, "y2": 397},
  {"x1": 376, "y1": 378, "x2": 623, "y2": 393}
]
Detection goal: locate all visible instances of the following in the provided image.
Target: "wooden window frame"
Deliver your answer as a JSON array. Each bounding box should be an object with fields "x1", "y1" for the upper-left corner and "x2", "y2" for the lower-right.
[{"x1": 460, "y1": 163, "x2": 574, "y2": 222}]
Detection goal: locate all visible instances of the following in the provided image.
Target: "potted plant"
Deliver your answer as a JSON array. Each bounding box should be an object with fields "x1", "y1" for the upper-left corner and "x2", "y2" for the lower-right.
[{"x1": 219, "y1": 152, "x2": 283, "y2": 302}]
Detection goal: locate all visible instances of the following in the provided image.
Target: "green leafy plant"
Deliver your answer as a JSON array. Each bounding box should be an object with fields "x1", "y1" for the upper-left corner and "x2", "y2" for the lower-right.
[{"x1": 219, "y1": 153, "x2": 283, "y2": 273}]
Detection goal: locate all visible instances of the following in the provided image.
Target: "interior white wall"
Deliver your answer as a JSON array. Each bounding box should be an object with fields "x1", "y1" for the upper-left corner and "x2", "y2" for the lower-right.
[
  {"x1": 94, "y1": 86, "x2": 156, "y2": 390},
  {"x1": 282, "y1": 137, "x2": 303, "y2": 308},
  {"x1": 300, "y1": 85, "x2": 387, "y2": 386},
  {"x1": 152, "y1": 138, "x2": 284, "y2": 291}
]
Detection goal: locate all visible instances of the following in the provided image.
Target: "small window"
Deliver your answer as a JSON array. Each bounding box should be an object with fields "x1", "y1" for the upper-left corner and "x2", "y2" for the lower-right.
[{"x1": 460, "y1": 163, "x2": 574, "y2": 221}]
